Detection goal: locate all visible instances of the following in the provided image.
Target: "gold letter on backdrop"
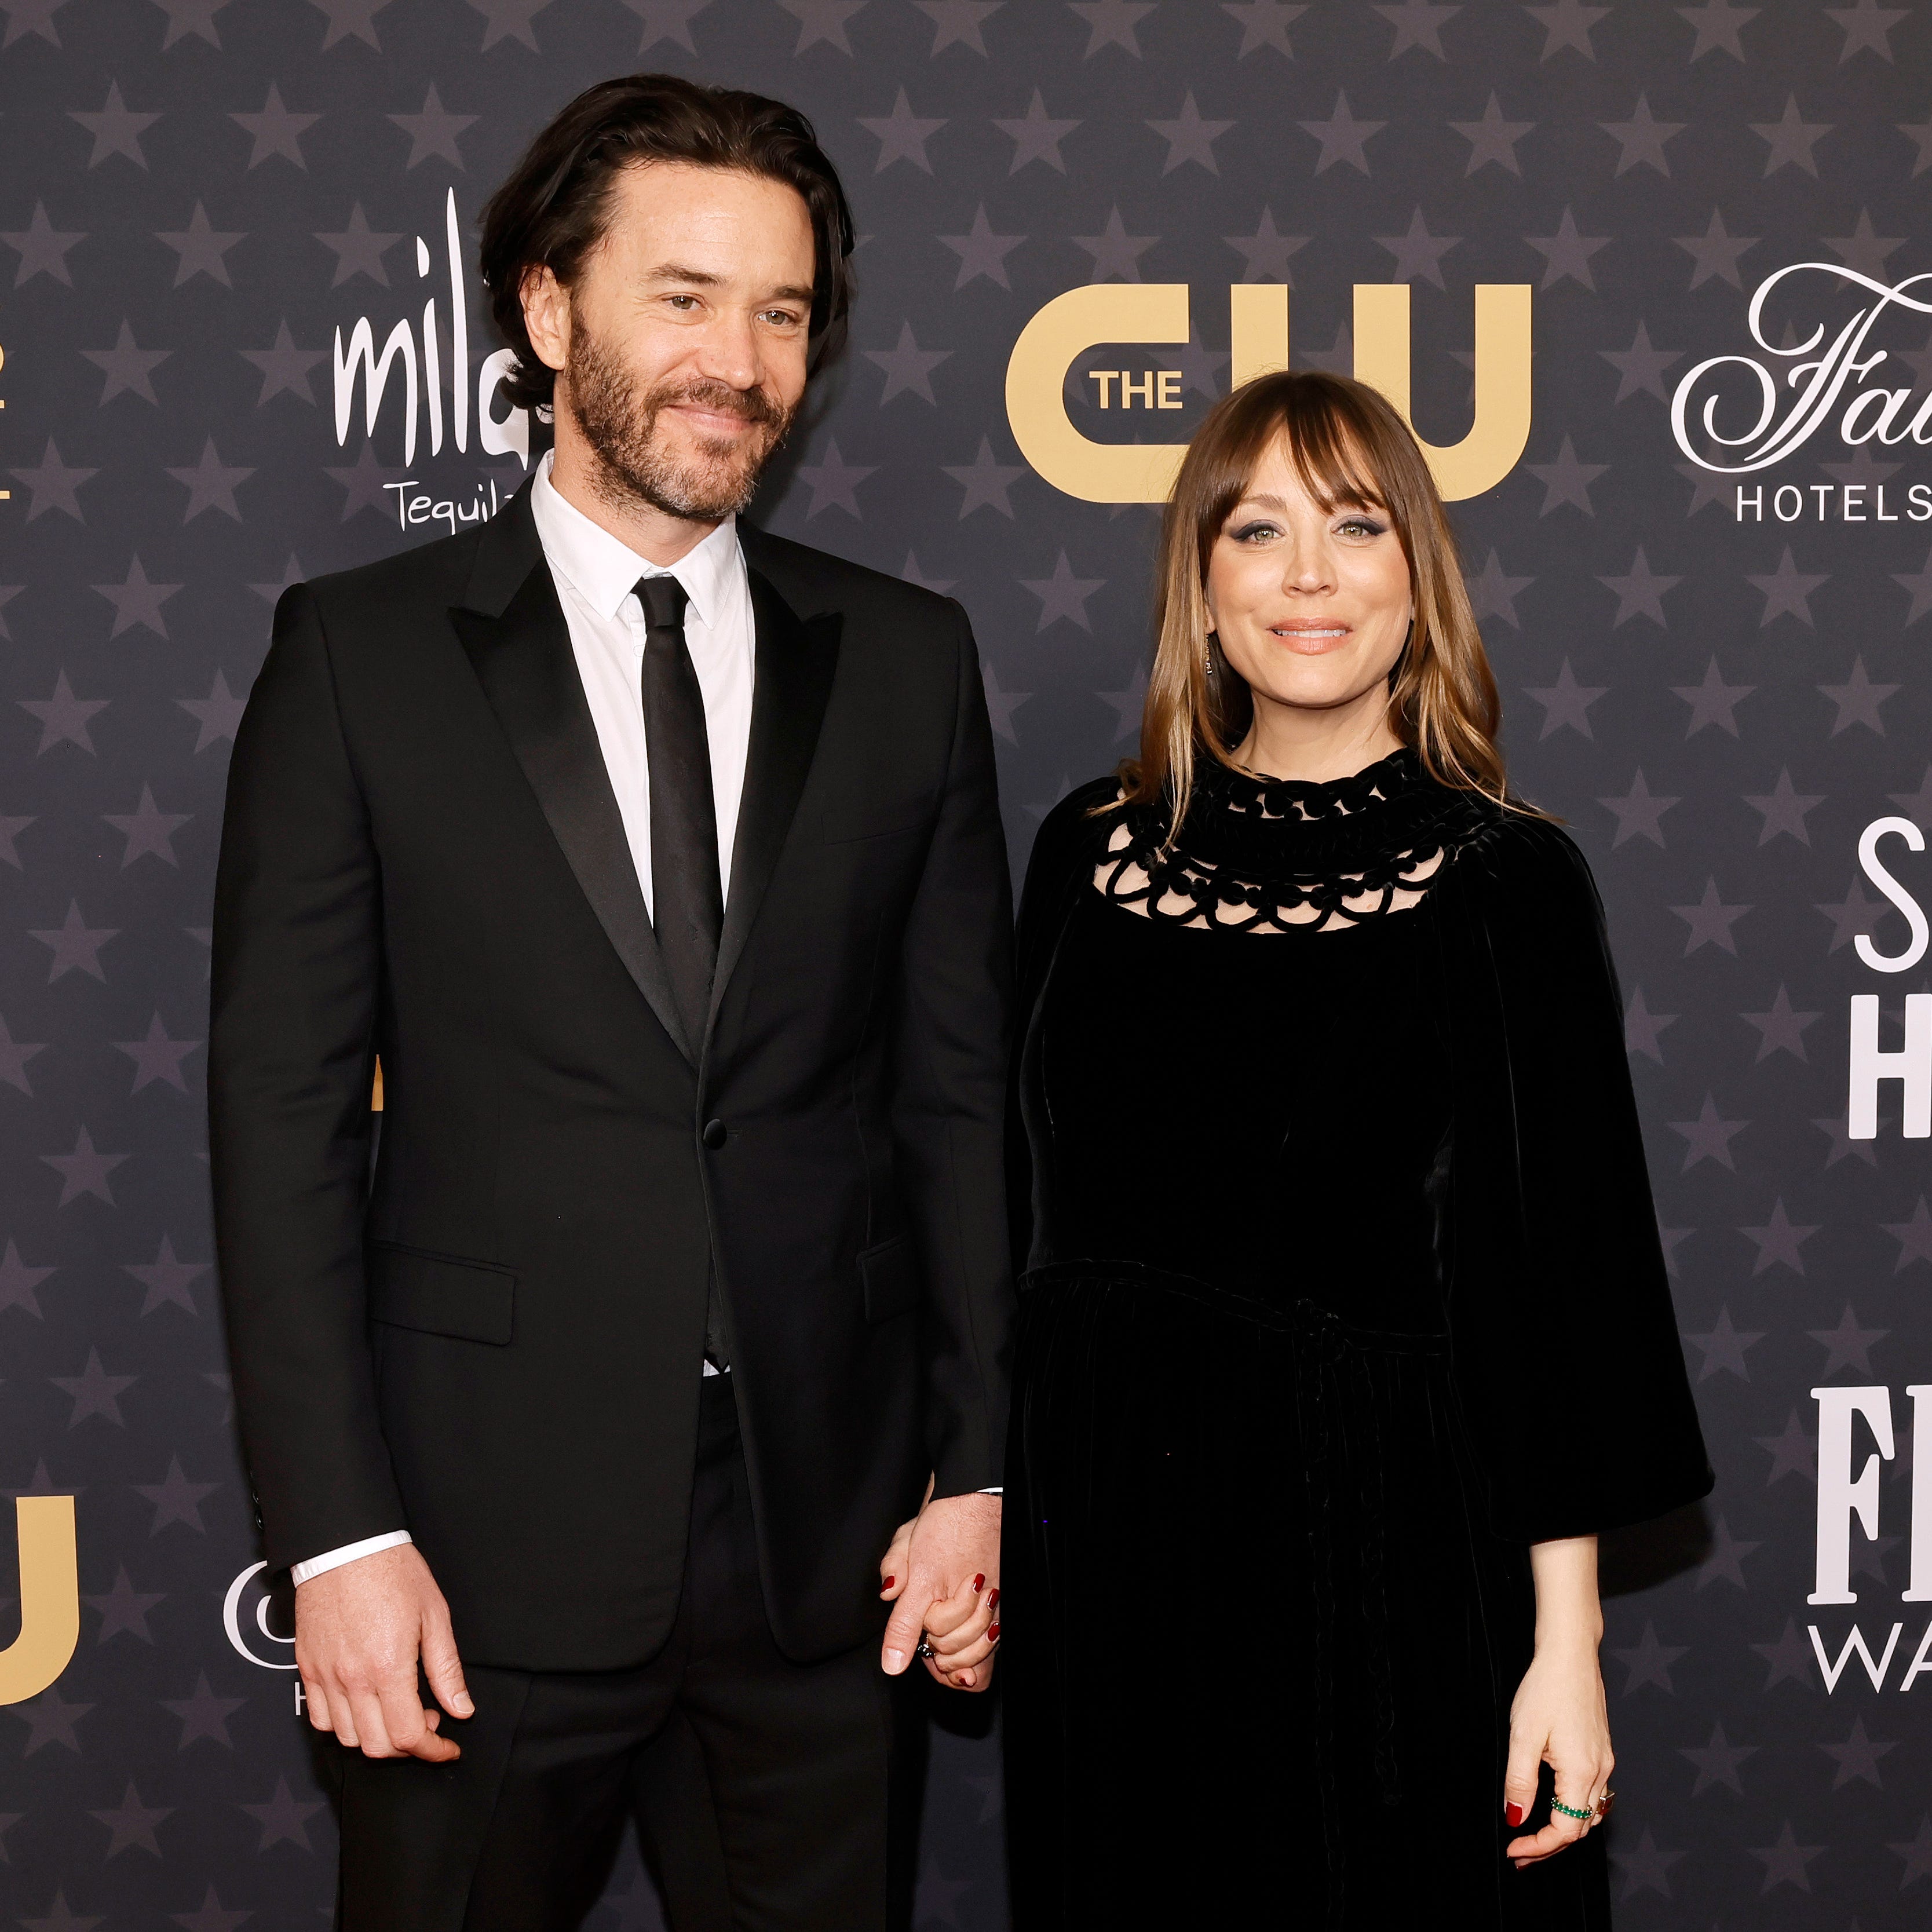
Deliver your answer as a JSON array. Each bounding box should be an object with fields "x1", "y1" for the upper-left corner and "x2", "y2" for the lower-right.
[
  {"x1": 0, "y1": 1495, "x2": 79, "y2": 1704},
  {"x1": 1352, "y1": 284, "x2": 1533, "y2": 501}
]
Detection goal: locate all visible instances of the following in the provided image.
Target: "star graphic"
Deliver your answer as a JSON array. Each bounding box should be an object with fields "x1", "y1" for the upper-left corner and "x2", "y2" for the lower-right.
[
  {"x1": 1020, "y1": 553, "x2": 1105, "y2": 632},
  {"x1": 1148, "y1": 92, "x2": 1234, "y2": 174},
  {"x1": 1743, "y1": 769, "x2": 1823, "y2": 845},
  {"x1": 1675, "y1": 209, "x2": 1758, "y2": 288},
  {"x1": 1597, "y1": 547, "x2": 1679, "y2": 626},
  {"x1": 1525, "y1": 434, "x2": 1605, "y2": 513},
  {"x1": 859, "y1": 88, "x2": 945, "y2": 172},
  {"x1": 155, "y1": 202, "x2": 245, "y2": 287},
  {"x1": 916, "y1": 0, "x2": 1002, "y2": 54},
  {"x1": 1, "y1": 0, "x2": 68, "y2": 43},
  {"x1": 1883, "y1": 1196, "x2": 1932, "y2": 1269},
  {"x1": 324, "y1": 443, "x2": 407, "y2": 523},
  {"x1": 0, "y1": 813, "x2": 33, "y2": 866},
  {"x1": 1522, "y1": 660, "x2": 1606, "y2": 739},
  {"x1": 1756, "y1": 1409, "x2": 1817, "y2": 1485},
  {"x1": 1752, "y1": 1617, "x2": 1816, "y2": 1686},
  {"x1": 1751, "y1": 1821, "x2": 1824, "y2": 1891},
  {"x1": 1374, "y1": 209, "x2": 1459, "y2": 288},
  {"x1": 1889, "y1": 764, "x2": 1932, "y2": 823},
  {"x1": 1677, "y1": 0, "x2": 1755, "y2": 58},
  {"x1": 1607, "y1": 1827, "x2": 1684, "y2": 1900},
  {"x1": 0, "y1": 200, "x2": 86, "y2": 284},
  {"x1": 1069, "y1": 0, "x2": 1153, "y2": 55},
  {"x1": 1892, "y1": 546, "x2": 1932, "y2": 624},
  {"x1": 619, "y1": 0, "x2": 710, "y2": 51},
  {"x1": 82, "y1": 322, "x2": 171, "y2": 406},
  {"x1": 1671, "y1": 878, "x2": 1750, "y2": 955},
  {"x1": 315, "y1": 203, "x2": 400, "y2": 286},
  {"x1": 1809, "y1": 1303, "x2": 1886, "y2": 1376},
  {"x1": 1751, "y1": 94, "x2": 1831, "y2": 175},
  {"x1": 160, "y1": 1671, "x2": 244, "y2": 1747},
  {"x1": 1674, "y1": 460, "x2": 1734, "y2": 516},
  {"x1": 794, "y1": 439, "x2": 875, "y2": 518},
  {"x1": 251, "y1": 554, "x2": 306, "y2": 604},
  {"x1": 230, "y1": 82, "x2": 319, "y2": 168},
  {"x1": 1694, "y1": 1517, "x2": 1762, "y2": 1590},
  {"x1": 136, "y1": 1456, "x2": 220, "y2": 1535},
  {"x1": 43, "y1": 1127, "x2": 127, "y2": 1206},
  {"x1": 1376, "y1": 1, "x2": 1458, "y2": 56},
  {"x1": 1599, "y1": 322, "x2": 1681, "y2": 404},
  {"x1": 21, "y1": 671, "x2": 109, "y2": 754},
  {"x1": 152, "y1": 0, "x2": 233, "y2": 43},
  {"x1": 167, "y1": 1885, "x2": 253, "y2": 1932},
  {"x1": 83, "y1": 1565, "x2": 166, "y2": 1643},
  {"x1": 1098, "y1": 666, "x2": 1147, "y2": 743},
  {"x1": 52, "y1": 1348, "x2": 138, "y2": 1426},
  {"x1": 776, "y1": 0, "x2": 867, "y2": 53},
  {"x1": 240, "y1": 319, "x2": 326, "y2": 408},
  {"x1": 1671, "y1": 658, "x2": 1754, "y2": 736},
  {"x1": 1818, "y1": 658, "x2": 1898, "y2": 735},
  {"x1": 0, "y1": 1016, "x2": 47, "y2": 1097},
  {"x1": 0, "y1": 1239, "x2": 54, "y2": 1316},
  {"x1": 899, "y1": 553, "x2": 955, "y2": 597},
  {"x1": 311, "y1": 0, "x2": 400, "y2": 48},
  {"x1": 1739, "y1": 1197, "x2": 1818, "y2": 1274},
  {"x1": 1815, "y1": 1112, "x2": 1883, "y2": 1167},
  {"x1": 30, "y1": 903, "x2": 118, "y2": 982},
  {"x1": 388, "y1": 82, "x2": 476, "y2": 169},
  {"x1": 113, "y1": 1013, "x2": 202, "y2": 1094},
  {"x1": 1525, "y1": 207, "x2": 1608, "y2": 290},
  {"x1": 1681, "y1": 1719, "x2": 1758, "y2": 1794},
  {"x1": 1449, "y1": 93, "x2": 1533, "y2": 174},
  {"x1": 1901, "y1": 112, "x2": 1932, "y2": 178},
  {"x1": 90, "y1": 1781, "x2": 171, "y2": 1857},
  {"x1": 0, "y1": 585, "x2": 21, "y2": 641},
  {"x1": 93, "y1": 557, "x2": 182, "y2": 640},
  {"x1": 1684, "y1": 1306, "x2": 1765, "y2": 1381},
  {"x1": 125, "y1": 1235, "x2": 208, "y2": 1316},
  {"x1": 1670, "y1": 1093, "x2": 1748, "y2": 1170},
  {"x1": 1612, "y1": 1621, "x2": 1688, "y2": 1693},
  {"x1": 12, "y1": 1686, "x2": 94, "y2": 1755},
  {"x1": 1890, "y1": 1816, "x2": 1932, "y2": 1887},
  {"x1": 1466, "y1": 549, "x2": 1532, "y2": 627},
  {"x1": 167, "y1": 438, "x2": 253, "y2": 523},
  {"x1": 1073, "y1": 207, "x2": 1157, "y2": 282},
  {"x1": 1828, "y1": 0, "x2": 1907, "y2": 59},
  {"x1": 1825, "y1": 208, "x2": 1905, "y2": 279},
  {"x1": 1297, "y1": 319, "x2": 1353, "y2": 375},
  {"x1": 9, "y1": 439, "x2": 98, "y2": 522},
  {"x1": 1815, "y1": 877, "x2": 1880, "y2": 953},
  {"x1": 104, "y1": 786, "x2": 191, "y2": 867},
  {"x1": 938, "y1": 207, "x2": 1025, "y2": 288},
  {"x1": 69, "y1": 82, "x2": 160, "y2": 169},
  {"x1": 1601, "y1": 772, "x2": 1681, "y2": 851},
  {"x1": 994, "y1": 91, "x2": 1079, "y2": 173},
  {"x1": 943, "y1": 439, "x2": 1026, "y2": 518},
  {"x1": 863, "y1": 323, "x2": 950, "y2": 407},
  {"x1": 240, "y1": 1775, "x2": 326, "y2": 1853},
  {"x1": 1298, "y1": 92, "x2": 1385, "y2": 174},
  {"x1": 1624, "y1": 987, "x2": 1676, "y2": 1061},
  {"x1": 1742, "y1": 986, "x2": 1821, "y2": 1060},
  {"x1": 176, "y1": 670, "x2": 247, "y2": 754},
  {"x1": 1524, "y1": 0, "x2": 1606, "y2": 59},
  {"x1": 1224, "y1": 208, "x2": 1307, "y2": 284},
  {"x1": 980, "y1": 660, "x2": 1030, "y2": 743},
  {"x1": 1601, "y1": 94, "x2": 1684, "y2": 174}
]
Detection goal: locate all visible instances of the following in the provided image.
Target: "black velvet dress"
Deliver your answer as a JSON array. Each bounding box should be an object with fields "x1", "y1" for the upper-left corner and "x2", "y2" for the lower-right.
[{"x1": 1000, "y1": 749, "x2": 1714, "y2": 1931}]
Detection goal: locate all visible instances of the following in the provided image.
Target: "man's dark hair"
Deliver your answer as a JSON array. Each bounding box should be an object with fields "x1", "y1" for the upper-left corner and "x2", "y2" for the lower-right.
[{"x1": 478, "y1": 73, "x2": 856, "y2": 414}]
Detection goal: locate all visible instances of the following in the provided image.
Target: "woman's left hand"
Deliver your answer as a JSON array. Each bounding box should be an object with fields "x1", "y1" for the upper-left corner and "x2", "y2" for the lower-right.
[{"x1": 1502, "y1": 1641, "x2": 1613, "y2": 1869}]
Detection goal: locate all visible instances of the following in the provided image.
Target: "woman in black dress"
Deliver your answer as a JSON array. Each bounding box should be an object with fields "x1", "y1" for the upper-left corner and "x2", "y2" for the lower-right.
[{"x1": 985, "y1": 372, "x2": 1713, "y2": 1929}]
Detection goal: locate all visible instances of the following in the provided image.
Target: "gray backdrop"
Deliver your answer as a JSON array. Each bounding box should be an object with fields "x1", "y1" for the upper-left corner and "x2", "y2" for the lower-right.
[{"x1": 4, "y1": 0, "x2": 1932, "y2": 1925}]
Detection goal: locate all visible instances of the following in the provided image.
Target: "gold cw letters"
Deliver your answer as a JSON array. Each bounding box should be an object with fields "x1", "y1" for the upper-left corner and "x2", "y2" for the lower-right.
[
  {"x1": 0, "y1": 1496, "x2": 79, "y2": 1705},
  {"x1": 1005, "y1": 284, "x2": 1533, "y2": 504}
]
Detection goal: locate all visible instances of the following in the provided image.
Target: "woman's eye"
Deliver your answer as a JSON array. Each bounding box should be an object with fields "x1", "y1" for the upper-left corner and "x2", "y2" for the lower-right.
[
  {"x1": 1232, "y1": 521, "x2": 1280, "y2": 543},
  {"x1": 1337, "y1": 517, "x2": 1386, "y2": 538}
]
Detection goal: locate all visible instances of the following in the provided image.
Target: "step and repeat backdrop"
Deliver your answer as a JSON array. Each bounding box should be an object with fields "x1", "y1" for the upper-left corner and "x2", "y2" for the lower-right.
[{"x1": 3, "y1": 0, "x2": 1931, "y2": 1925}]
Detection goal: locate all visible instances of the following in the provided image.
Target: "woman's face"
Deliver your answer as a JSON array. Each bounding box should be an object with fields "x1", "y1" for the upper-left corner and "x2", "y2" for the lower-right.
[{"x1": 1203, "y1": 437, "x2": 1414, "y2": 722}]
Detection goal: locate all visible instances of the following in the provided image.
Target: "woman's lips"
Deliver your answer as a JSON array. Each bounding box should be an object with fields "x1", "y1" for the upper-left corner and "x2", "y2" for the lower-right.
[{"x1": 1268, "y1": 623, "x2": 1352, "y2": 652}]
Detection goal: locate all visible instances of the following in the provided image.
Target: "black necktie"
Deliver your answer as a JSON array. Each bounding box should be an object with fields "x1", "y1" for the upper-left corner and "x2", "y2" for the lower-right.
[{"x1": 636, "y1": 574, "x2": 731, "y2": 1371}]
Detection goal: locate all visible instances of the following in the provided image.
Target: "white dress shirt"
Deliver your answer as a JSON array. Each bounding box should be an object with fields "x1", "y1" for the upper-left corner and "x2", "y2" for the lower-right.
[{"x1": 291, "y1": 452, "x2": 991, "y2": 1590}]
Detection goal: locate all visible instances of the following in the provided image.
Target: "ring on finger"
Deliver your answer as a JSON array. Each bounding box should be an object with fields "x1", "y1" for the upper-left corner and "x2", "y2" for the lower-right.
[{"x1": 1548, "y1": 1796, "x2": 1594, "y2": 1824}]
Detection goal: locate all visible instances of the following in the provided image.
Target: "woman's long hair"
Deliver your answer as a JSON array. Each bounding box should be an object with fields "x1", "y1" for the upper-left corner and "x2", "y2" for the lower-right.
[{"x1": 1120, "y1": 369, "x2": 1520, "y2": 837}]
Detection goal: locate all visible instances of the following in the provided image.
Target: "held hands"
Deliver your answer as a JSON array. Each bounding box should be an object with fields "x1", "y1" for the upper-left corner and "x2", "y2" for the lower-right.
[
  {"x1": 1503, "y1": 1639, "x2": 1614, "y2": 1868},
  {"x1": 878, "y1": 1489, "x2": 1002, "y2": 1693},
  {"x1": 294, "y1": 1543, "x2": 473, "y2": 1761}
]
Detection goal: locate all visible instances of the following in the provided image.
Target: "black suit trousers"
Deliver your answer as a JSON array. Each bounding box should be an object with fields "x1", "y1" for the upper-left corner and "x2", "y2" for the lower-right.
[{"x1": 331, "y1": 1376, "x2": 917, "y2": 1932}]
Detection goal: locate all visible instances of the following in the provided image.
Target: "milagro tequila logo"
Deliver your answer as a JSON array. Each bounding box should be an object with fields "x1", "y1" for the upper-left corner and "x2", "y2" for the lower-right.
[
  {"x1": 1672, "y1": 263, "x2": 1932, "y2": 524},
  {"x1": 333, "y1": 187, "x2": 535, "y2": 531}
]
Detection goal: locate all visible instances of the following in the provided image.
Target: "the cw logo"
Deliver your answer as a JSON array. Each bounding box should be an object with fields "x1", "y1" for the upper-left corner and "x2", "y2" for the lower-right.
[
  {"x1": 0, "y1": 1496, "x2": 78, "y2": 1704},
  {"x1": 1005, "y1": 284, "x2": 1533, "y2": 503}
]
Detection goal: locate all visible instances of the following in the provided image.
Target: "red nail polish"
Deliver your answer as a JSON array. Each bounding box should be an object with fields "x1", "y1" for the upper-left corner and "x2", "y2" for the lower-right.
[
  {"x1": 973, "y1": 1574, "x2": 985, "y2": 1591},
  {"x1": 882, "y1": 1576, "x2": 895, "y2": 1590},
  {"x1": 988, "y1": 1623, "x2": 1001, "y2": 1641},
  {"x1": 1504, "y1": 1802, "x2": 1526, "y2": 1829},
  {"x1": 987, "y1": 1588, "x2": 1000, "y2": 1610}
]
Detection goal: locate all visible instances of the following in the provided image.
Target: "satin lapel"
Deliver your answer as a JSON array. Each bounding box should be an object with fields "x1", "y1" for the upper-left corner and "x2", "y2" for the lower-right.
[
  {"x1": 710, "y1": 567, "x2": 841, "y2": 1029},
  {"x1": 449, "y1": 492, "x2": 691, "y2": 1062}
]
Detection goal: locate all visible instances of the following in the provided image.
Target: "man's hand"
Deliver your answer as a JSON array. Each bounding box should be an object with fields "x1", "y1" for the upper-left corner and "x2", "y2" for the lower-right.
[
  {"x1": 294, "y1": 1543, "x2": 473, "y2": 1761},
  {"x1": 879, "y1": 1491, "x2": 1000, "y2": 1693}
]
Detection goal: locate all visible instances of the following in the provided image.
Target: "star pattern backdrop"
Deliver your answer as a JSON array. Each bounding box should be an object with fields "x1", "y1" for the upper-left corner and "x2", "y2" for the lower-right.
[{"x1": 3, "y1": 0, "x2": 1932, "y2": 1926}]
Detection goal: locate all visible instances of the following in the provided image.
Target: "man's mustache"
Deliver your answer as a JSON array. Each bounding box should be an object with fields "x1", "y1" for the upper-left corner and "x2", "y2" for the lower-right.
[{"x1": 649, "y1": 379, "x2": 788, "y2": 432}]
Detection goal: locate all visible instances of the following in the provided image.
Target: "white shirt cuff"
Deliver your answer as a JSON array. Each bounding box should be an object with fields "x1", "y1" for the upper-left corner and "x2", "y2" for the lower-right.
[
  {"x1": 977, "y1": 1486, "x2": 1002, "y2": 1495},
  {"x1": 290, "y1": 1530, "x2": 412, "y2": 1587}
]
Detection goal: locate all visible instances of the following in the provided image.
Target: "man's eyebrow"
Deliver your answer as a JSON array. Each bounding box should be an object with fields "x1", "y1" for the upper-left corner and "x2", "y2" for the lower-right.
[{"x1": 639, "y1": 264, "x2": 815, "y2": 305}]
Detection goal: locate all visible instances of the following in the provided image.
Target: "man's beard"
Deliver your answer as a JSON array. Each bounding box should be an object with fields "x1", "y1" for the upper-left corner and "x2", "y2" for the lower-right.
[{"x1": 564, "y1": 311, "x2": 797, "y2": 524}]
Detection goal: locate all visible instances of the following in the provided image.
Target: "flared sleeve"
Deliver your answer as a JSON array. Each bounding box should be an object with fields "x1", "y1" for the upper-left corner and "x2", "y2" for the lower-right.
[{"x1": 1438, "y1": 816, "x2": 1714, "y2": 1546}]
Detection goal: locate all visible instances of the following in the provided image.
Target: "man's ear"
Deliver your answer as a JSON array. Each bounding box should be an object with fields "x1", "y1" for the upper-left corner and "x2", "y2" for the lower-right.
[{"x1": 521, "y1": 265, "x2": 570, "y2": 377}]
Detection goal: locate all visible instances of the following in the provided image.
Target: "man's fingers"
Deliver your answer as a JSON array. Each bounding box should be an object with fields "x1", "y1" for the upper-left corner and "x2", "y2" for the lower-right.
[
  {"x1": 881, "y1": 1589, "x2": 933, "y2": 1675},
  {"x1": 344, "y1": 1687, "x2": 397, "y2": 1759},
  {"x1": 421, "y1": 1608, "x2": 474, "y2": 1720},
  {"x1": 376, "y1": 1676, "x2": 459, "y2": 1764},
  {"x1": 300, "y1": 1675, "x2": 334, "y2": 1734}
]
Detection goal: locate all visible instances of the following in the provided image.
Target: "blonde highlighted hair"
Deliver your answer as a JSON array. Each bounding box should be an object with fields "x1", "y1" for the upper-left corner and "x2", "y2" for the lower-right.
[{"x1": 1119, "y1": 369, "x2": 1526, "y2": 836}]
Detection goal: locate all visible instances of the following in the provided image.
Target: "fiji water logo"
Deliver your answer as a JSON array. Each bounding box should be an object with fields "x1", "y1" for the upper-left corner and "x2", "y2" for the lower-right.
[{"x1": 333, "y1": 187, "x2": 534, "y2": 471}]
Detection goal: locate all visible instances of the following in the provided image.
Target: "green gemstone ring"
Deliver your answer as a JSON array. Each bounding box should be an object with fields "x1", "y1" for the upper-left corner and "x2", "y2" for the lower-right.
[{"x1": 1550, "y1": 1797, "x2": 1595, "y2": 1822}]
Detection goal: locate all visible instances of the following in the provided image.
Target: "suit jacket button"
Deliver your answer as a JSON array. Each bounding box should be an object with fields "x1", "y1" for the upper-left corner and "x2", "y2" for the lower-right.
[{"x1": 702, "y1": 1119, "x2": 728, "y2": 1150}]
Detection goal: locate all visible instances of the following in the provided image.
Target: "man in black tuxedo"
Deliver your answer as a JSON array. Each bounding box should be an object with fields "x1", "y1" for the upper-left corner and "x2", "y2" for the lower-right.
[{"x1": 210, "y1": 75, "x2": 1010, "y2": 1931}]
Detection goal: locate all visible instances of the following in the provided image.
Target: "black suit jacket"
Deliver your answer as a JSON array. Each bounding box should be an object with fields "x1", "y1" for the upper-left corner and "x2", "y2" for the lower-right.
[{"x1": 209, "y1": 476, "x2": 1014, "y2": 1671}]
